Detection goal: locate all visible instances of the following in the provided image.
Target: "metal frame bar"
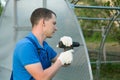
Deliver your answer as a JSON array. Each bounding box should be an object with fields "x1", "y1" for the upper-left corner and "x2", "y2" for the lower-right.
[
  {"x1": 91, "y1": 61, "x2": 120, "y2": 64},
  {"x1": 13, "y1": 0, "x2": 47, "y2": 40},
  {"x1": 13, "y1": 0, "x2": 18, "y2": 41},
  {"x1": 43, "y1": 0, "x2": 47, "y2": 8},
  {"x1": 0, "y1": 65, "x2": 11, "y2": 71},
  {"x1": 73, "y1": 4, "x2": 120, "y2": 80},
  {"x1": 77, "y1": 17, "x2": 120, "y2": 21},
  {"x1": 66, "y1": 0, "x2": 93, "y2": 80},
  {"x1": 13, "y1": 0, "x2": 17, "y2": 25},
  {"x1": 75, "y1": 5, "x2": 120, "y2": 21},
  {"x1": 74, "y1": 5, "x2": 120, "y2": 10},
  {"x1": 96, "y1": 11, "x2": 120, "y2": 80},
  {"x1": 71, "y1": 0, "x2": 80, "y2": 5},
  {"x1": 14, "y1": 26, "x2": 31, "y2": 31}
]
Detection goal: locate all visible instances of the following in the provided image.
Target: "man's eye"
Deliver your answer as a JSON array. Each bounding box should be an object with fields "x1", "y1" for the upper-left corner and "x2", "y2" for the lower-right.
[{"x1": 53, "y1": 22, "x2": 56, "y2": 25}]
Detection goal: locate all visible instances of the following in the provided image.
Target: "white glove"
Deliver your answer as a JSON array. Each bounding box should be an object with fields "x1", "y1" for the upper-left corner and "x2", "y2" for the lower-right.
[
  {"x1": 60, "y1": 36, "x2": 72, "y2": 47},
  {"x1": 58, "y1": 49, "x2": 74, "y2": 65}
]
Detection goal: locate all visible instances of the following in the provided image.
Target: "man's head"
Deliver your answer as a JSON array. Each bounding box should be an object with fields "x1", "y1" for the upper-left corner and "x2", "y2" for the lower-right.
[
  {"x1": 30, "y1": 8, "x2": 57, "y2": 38},
  {"x1": 30, "y1": 8, "x2": 56, "y2": 27}
]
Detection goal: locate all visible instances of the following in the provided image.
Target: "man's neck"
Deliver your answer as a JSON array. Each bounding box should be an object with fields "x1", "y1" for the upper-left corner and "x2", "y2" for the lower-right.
[{"x1": 32, "y1": 30, "x2": 46, "y2": 47}]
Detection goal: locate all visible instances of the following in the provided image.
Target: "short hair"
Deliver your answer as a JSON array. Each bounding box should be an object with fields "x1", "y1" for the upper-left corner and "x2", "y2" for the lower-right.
[{"x1": 30, "y1": 8, "x2": 56, "y2": 27}]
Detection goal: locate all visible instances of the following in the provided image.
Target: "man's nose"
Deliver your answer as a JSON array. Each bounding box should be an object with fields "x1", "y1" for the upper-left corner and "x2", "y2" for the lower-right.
[{"x1": 55, "y1": 26, "x2": 57, "y2": 31}]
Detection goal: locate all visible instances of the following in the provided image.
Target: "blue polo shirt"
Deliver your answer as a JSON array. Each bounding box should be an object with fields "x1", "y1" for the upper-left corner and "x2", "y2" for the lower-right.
[{"x1": 13, "y1": 32, "x2": 57, "y2": 80}]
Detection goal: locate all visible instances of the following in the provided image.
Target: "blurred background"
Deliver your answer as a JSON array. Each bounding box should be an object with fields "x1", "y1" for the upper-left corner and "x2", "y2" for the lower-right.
[
  {"x1": 69, "y1": 0, "x2": 120, "y2": 80},
  {"x1": 0, "y1": 0, "x2": 120, "y2": 80}
]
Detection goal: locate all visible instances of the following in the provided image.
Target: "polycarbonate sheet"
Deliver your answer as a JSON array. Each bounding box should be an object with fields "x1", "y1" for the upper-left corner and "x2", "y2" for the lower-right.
[
  {"x1": 46, "y1": 0, "x2": 93, "y2": 80},
  {"x1": 0, "y1": 0, "x2": 43, "y2": 80},
  {"x1": 0, "y1": 0, "x2": 14, "y2": 80},
  {"x1": 0, "y1": 0, "x2": 93, "y2": 80},
  {"x1": 16, "y1": 0, "x2": 43, "y2": 27}
]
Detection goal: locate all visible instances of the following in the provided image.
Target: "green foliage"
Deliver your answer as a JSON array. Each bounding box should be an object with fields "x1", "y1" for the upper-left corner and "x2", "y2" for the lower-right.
[
  {"x1": 83, "y1": 29, "x2": 102, "y2": 42},
  {"x1": 104, "y1": 0, "x2": 120, "y2": 7},
  {"x1": 103, "y1": 0, "x2": 120, "y2": 43},
  {"x1": 112, "y1": 28, "x2": 120, "y2": 44},
  {"x1": 0, "y1": 3, "x2": 3, "y2": 16},
  {"x1": 74, "y1": 0, "x2": 120, "y2": 43}
]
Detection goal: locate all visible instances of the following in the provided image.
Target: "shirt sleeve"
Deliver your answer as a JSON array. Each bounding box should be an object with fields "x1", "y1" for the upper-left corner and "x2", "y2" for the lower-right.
[
  {"x1": 47, "y1": 46, "x2": 57, "y2": 60},
  {"x1": 18, "y1": 42, "x2": 40, "y2": 66}
]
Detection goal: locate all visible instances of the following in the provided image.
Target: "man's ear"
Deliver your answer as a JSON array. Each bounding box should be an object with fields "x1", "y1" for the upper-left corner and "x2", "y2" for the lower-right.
[
  {"x1": 41, "y1": 19, "x2": 45, "y2": 27},
  {"x1": 40, "y1": 19, "x2": 45, "y2": 27}
]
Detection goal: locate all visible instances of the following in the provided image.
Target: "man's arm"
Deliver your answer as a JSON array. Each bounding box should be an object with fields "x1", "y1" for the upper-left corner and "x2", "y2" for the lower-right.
[
  {"x1": 51, "y1": 54, "x2": 59, "y2": 63},
  {"x1": 25, "y1": 36, "x2": 74, "y2": 80},
  {"x1": 25, "y1": 49, "x2": 74, "y2": 80},
  {"x1": 25, "y1": 59, "x2": 62, "y2": 80}
]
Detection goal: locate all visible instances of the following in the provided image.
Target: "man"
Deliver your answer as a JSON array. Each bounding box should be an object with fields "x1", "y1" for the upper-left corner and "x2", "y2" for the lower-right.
[{"x1": 12, "y1": 8, "x2": 74, "y2": 80}]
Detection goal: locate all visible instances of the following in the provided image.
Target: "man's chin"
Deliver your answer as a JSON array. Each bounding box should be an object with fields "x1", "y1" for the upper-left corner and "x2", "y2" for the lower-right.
[
  {"x1": 47, "y1": 36, "x2": 52, "y2": 38},
  {"x1": 47, "y1": 33, "x2": 54, "y2": 38}
]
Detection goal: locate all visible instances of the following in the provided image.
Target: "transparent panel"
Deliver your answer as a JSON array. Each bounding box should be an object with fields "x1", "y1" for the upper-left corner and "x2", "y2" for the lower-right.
[
  {"x1": 47, "y1": 0, "x2": 93, "y2": 80},
  {"x1": 0, "y1": 0, "x2": 14, "y2": 80},
  {"x1": 0, "y1": 0, "x2": 93, "y2": 80},
  {"x1": 16, "y1": 0, "x2": 43, "y2": 27}
]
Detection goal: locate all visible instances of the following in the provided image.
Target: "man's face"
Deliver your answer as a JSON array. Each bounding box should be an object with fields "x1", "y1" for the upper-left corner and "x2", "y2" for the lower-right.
[{"x1": 43, "y1": 14, "x2": 57, "y2": 38}]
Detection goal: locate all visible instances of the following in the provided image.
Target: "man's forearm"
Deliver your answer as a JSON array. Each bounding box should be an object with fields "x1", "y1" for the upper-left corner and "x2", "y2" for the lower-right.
[{"x1": 42, "y1": 59, "x2": 62, "y2": 80}]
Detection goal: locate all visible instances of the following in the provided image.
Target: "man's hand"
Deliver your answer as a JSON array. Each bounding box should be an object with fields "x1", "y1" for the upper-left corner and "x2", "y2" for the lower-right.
[
  {"x1": 58, "y1": 49, "x2": 74, "y2": 65},
  {"x1": 60, "y1": 36, "x2": 72, "y2": 47}
]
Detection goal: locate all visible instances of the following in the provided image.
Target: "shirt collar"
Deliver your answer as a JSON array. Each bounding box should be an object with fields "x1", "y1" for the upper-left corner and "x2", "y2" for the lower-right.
[{"x1": 27, "y1": 32, "x2": 48, "y2": 50}]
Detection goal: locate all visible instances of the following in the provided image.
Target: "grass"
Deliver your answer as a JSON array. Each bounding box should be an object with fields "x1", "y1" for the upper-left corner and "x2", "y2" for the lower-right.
[
  {"x1": 91, "y1": 63, "x2": 120, "y2": 80},
  {"x1": 83, "y1": 30, "x2": 118, "y2": 43},
  {"x1": 85, "y1": 31, "x2": 120, "y2": 80}
]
